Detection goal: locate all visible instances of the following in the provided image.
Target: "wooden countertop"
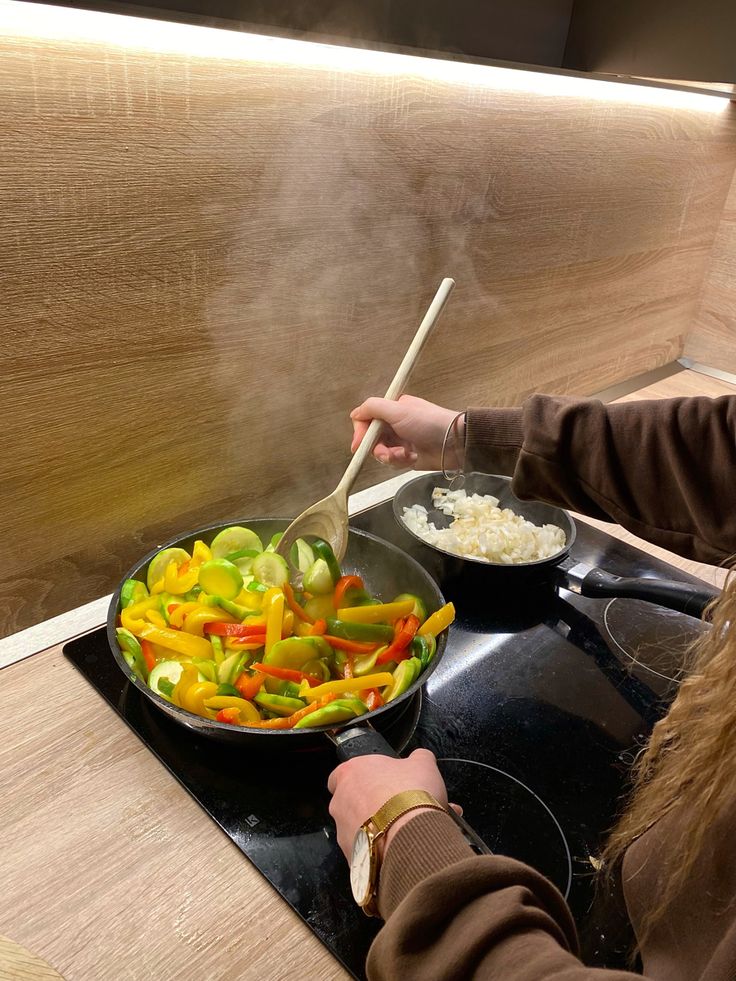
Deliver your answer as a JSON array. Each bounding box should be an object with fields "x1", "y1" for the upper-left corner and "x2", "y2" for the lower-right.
[{"x1": 1, "y1": 367, "x2": 732, "y2": 981}]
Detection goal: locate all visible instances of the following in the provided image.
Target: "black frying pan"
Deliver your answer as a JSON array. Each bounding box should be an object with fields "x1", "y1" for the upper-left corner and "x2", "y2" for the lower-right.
[
  {"x1": 108, "y1": 517, "x2": 491, "y2": 851},
  {"x1": 394, "y1": 472, "x2": 719, "y2": 619},
  {"x1": 107, "y1": 518, "x2": 447, "y2": 751}
]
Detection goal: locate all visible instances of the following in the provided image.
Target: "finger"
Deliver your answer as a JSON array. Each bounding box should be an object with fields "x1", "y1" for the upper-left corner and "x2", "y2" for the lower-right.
[
  {"x1": 386, "y1": 445, "x2": 416, "y2": 466},
  {"x1": 350, "y1": 419, "x2": 370, "y2": 453},
  {"x1": 327, "y1": 763, "x2": 346, "y2": 795},
  {"x1": 450, "y1": 803, "x2": 464, "y2": 817},
  {"x1": 350, "y1": 397, "x2": 405, "y2": 426},
  {"x1": 408, "y1": 747, "x2": 437, "y2": 764}
]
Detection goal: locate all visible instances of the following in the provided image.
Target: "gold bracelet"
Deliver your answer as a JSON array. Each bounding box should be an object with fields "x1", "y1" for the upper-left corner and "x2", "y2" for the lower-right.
[{"x1": 440, "y1": 411, "x2": 466, "y2": 483}]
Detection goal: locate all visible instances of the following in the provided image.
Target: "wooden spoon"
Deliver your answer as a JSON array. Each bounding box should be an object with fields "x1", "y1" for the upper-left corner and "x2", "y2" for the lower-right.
[{"x1": 276, "y1": 278, "x2": 455, "y2": 574}]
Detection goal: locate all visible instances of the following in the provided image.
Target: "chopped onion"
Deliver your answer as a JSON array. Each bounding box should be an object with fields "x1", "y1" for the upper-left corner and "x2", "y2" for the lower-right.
[{"x1": 402, "y1": 487, "x2": 566, "y2": 564}]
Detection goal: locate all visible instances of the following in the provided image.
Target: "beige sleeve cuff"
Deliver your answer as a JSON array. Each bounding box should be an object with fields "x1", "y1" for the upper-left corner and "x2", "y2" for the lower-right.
[{"x1": 377, "y1": 809, "x2": 476, "y2": 919}]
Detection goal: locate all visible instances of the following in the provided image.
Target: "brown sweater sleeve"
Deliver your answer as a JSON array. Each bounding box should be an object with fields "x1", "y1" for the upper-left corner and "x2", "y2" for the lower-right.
[
  {"x1": 464, "y1": 395, "x2": 736, "y2": 565},
  {"x1": 367, "y1": 811, "x2": 643, "y2": 981}
]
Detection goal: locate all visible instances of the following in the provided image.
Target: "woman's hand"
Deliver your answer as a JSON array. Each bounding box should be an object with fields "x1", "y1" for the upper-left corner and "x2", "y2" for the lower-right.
[
  {"x1": 350, "y1": 395, "x2": 463, "y2": 471},
  {"x1": 327, "y1": 749, "x2": 451, "y2": 860}
]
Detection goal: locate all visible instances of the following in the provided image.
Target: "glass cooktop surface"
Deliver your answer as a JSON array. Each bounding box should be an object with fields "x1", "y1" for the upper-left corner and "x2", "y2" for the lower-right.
[{"x1": 65, "y1": 498, "x2": 711, "y2": 979}]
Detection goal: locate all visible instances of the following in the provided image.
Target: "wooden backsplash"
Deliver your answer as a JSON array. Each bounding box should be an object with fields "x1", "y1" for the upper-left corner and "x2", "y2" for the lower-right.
[
  {"x1": 3, "y1": 13, "x2": 736, "y2": 636},
  {"x1": 685, "y1": 164, "x2": 736, "y2": 370}
]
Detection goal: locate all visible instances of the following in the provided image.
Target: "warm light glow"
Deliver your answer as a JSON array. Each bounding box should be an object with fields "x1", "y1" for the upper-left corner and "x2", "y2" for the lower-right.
[{"x1": 1, "y1": 0, "x2": 729, "y2": 113}]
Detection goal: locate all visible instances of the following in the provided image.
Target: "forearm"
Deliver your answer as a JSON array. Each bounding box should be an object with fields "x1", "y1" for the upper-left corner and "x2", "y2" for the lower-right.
[
  {"x1": 368, "y1": 811, "x2": 641, "y2": 981},
  {"x1": 464, "y1": 395, "x2": 736, "y2": 565}
]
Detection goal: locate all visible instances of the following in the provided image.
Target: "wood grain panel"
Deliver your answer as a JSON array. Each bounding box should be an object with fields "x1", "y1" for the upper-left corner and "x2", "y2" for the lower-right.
[
  {"x1": 2, "y1": 13, "x2": 736, "y2": 635},
  {"x1": 0, "y1": 648, "x2": 351, "y2": 981},
  {"x1": 685, "y1": 164, "x2": 736, "y2": 370}
]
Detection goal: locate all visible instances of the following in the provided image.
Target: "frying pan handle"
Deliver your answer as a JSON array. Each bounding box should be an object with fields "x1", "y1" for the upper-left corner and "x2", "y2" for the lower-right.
[
  {"x1": 567, "y1": 564, "x2": 719, "y2": 618},
  {"x1": 329, "y1": 723, "x2": 493, "y2": 855},
  {"x1": 331, "y1": 723, "x2": 401, "y2": 761}
]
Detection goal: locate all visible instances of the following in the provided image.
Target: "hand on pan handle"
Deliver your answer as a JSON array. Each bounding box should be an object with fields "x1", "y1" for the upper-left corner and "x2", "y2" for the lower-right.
[
  {"x1": 327, "y1": 748, "x2": 461, "y2": 860},
  {"x1": 350, "y1": 395, "x2": 464, "y2": 471}
]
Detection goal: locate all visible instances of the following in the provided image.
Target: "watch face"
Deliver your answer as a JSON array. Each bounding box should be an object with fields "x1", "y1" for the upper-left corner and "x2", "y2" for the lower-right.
[{"x1": 350, "y1": 828, "x2": 372, "y2": 906}]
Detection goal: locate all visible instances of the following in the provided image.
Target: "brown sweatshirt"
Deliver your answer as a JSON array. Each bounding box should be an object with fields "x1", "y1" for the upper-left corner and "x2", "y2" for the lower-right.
[{"x1": 368, "y1": 396, "x2": 736, "y2": 980}]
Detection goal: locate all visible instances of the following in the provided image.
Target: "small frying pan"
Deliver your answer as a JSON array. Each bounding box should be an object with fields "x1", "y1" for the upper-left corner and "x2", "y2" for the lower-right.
[
  {"x1": 107, "y1": 517, "x2": 492, "y2": 851},
  {"x1": 394, "y1": 472, "x2": 719, "y2": 619}
]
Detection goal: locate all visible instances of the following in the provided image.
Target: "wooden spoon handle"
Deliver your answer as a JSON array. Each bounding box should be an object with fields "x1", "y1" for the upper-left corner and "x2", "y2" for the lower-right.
[{"x1": 336, "y1": 277, "x2": 455, "y2": 495}]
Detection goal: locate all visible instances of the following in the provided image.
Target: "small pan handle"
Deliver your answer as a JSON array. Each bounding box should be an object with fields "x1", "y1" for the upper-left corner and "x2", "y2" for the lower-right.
[
  {"x1": 563, "y1": 563, "x2": 719, "y2": 619},
  {"x1": 329, "y1": 723, "x2": 492, "y2": 855}
]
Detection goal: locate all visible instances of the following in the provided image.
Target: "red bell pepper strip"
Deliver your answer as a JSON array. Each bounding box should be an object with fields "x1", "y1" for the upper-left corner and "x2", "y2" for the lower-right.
[
  {"x1": 216, "y1": 707, "x2": 241, "y2": 725},
  {"x1": 140, "y1": 639, "x2": 157, "y2": 672},
  {"x1": 205, "y1": 622, "x2": 267, "y2": 637},
  {"x1": 310, "y1": 619, "x2": 327, "y2": 636},
  {"x1": 244, "y1": 693, "x2": 339, "y2": 729},
  {"x1": 376, "y1": 615, "x2": 421, "y2": 664},
  {"x1": 178, "y1": 560, "x2": 191, "y2": 575},
  {"x1": 249, "y1": 662, "x2": 322, "y2": 687},
  {"x1": 283, "y1": 582, "x2": 314, "y2": 623},
  {"x1": 333, "y1": 575, "x2": 364, "y2": 610},
  {"x1": 363, "y1": 688, "x2": 384, "y2": 712},
  {"x1": 167, "y1": 604, "x2": 180, "y2": 616},
  {"x1": 323, "y1": 635, "x2": 378, "y2": 654},
  {"x1": 235, "y1": 670, "x2": 266, "y2": 701}
]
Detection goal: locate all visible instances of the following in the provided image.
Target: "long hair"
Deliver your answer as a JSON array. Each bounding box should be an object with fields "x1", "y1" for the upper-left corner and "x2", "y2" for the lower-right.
[{"x1": 601, "y1": 570, "x2": 735, "y2": 951}]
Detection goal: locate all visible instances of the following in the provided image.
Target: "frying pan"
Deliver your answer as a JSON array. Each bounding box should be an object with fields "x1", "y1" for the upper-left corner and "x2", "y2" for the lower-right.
[
  {"x1": 108, "y1": 517, "x2": 491, "y2": 852},
  {"x1": 107, "y1": 518, "x2": 448, "y2": 750},
  {"x1": 394, "y1": 472, "x2": 719, "y2": 619}
]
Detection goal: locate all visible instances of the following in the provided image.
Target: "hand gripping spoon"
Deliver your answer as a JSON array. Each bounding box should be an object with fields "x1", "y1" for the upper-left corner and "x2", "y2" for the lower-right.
[{"x1": 276, "y1": 278, "x2": 455, "y2": 576}]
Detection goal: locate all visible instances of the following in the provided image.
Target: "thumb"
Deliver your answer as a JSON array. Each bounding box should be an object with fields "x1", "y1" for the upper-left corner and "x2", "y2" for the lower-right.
[{"x1": 450, "y1": 802, "x2": 464, "y2": 817}]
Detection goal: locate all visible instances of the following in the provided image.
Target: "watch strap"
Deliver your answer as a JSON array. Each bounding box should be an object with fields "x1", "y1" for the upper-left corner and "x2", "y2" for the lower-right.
[{"x1": 369, "y1": 789, "x2": 446, "y2": 837}]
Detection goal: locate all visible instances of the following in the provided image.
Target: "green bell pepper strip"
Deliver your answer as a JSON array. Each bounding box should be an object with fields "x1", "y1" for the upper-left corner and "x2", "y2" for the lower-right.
[
  {"x1": 116, "y1": 627, "x2": 148, "y2": 681},
  {"x1": 121, "y1": 579, "x2": 149, "y2": 608},
  {"x1": 199, "y1": 593, "x2": 258, "y2": 620},
  {"x1": 293, "y1": 701, "x2": 360, "y2": 729},
  {"x1": 311, "y1": 539, "x2": 342, "y2": 586},
  {"x1": 246, "y1": 581, "x2": 268, "y2": 594},
  {"x1": 410, "y1": 634, "x2": 435, "y2": 670},
  {"x1": 326, "y1": 618, "x2": 394, "y2": 644}
]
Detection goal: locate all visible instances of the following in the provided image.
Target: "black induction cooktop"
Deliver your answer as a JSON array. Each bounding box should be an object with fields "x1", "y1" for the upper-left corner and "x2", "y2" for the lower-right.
[{"x1": 64, "y1": 497, "x2": 712, "y2": 979}]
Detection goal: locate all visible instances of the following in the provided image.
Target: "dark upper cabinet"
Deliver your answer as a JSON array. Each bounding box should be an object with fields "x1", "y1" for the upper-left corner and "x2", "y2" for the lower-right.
[
  {"x1": 31, "y1": 0, "x2": 736, "y2": 88},
  {"x1": 564, "y1": 0, "x2": 736, "y2": 87}
]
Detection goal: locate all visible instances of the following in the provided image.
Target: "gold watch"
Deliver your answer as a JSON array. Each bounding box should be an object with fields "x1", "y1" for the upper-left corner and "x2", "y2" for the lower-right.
[{"x1": 349, "y1": 790, "x2": 446, "y2": 916}]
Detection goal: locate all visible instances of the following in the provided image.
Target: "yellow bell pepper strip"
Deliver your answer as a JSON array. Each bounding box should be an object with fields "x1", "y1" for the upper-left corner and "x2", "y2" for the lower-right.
[
  {"x1": 265, "y1": 591, "x2": 285, "y2": 656},
  {"x1": 418, "y1": 602, "x2": 456, "y2": 639},
  {"x1": 150, "y1": 577, "x2": 166, "y2": 595},
  {"x1": 282, "y1": 608, "x2": 295, "y2": 636},
  {"x1": 183, "y1": 607, "x2": 236, "y2": 637},
  {"x1": 243, "y1": 693, "x2": 339, "y2": 729},
  {"x1": 168, "y1": 602, "x2": 199, "y2": 628},
  {"x1": 139, "y1": 623, "x2": 214, "y2": 660},
  {"x1": 181, "y1": 680, "x2": 218, "y2": 717},
  {"x1": 235, "y1": 588, "x2": 263, "y2": 611},
  {"x1": 337, "y1": 599, "x2": 415, "y2": 624},
  {"x1": 172, "y1": 664, "x2": 201, "y2": 707},
  {"x1": 298, "y1": 672, "x2": 394, "y2": 702},
  {"x1": 376, "y1": 615, "x2": 421, "y2": 665},
  {"x1": 145, "y1": 609, "x2": 168, "y2": 629},
  {"x1": 283, "y1": 582, "x2": 314, "y2": 623},
  {"x1": 163, "y1": 560, "x2": 200, "y2": 596},
  {"x1": 190, "y1": 539, "x2": 213, "y2": 568},
  {"x1": 119, "y1": 597, "x2": 161, "y2": 635},
  {"x1": 204, "y1": 695, "x2": 261, "y2": 722}
]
